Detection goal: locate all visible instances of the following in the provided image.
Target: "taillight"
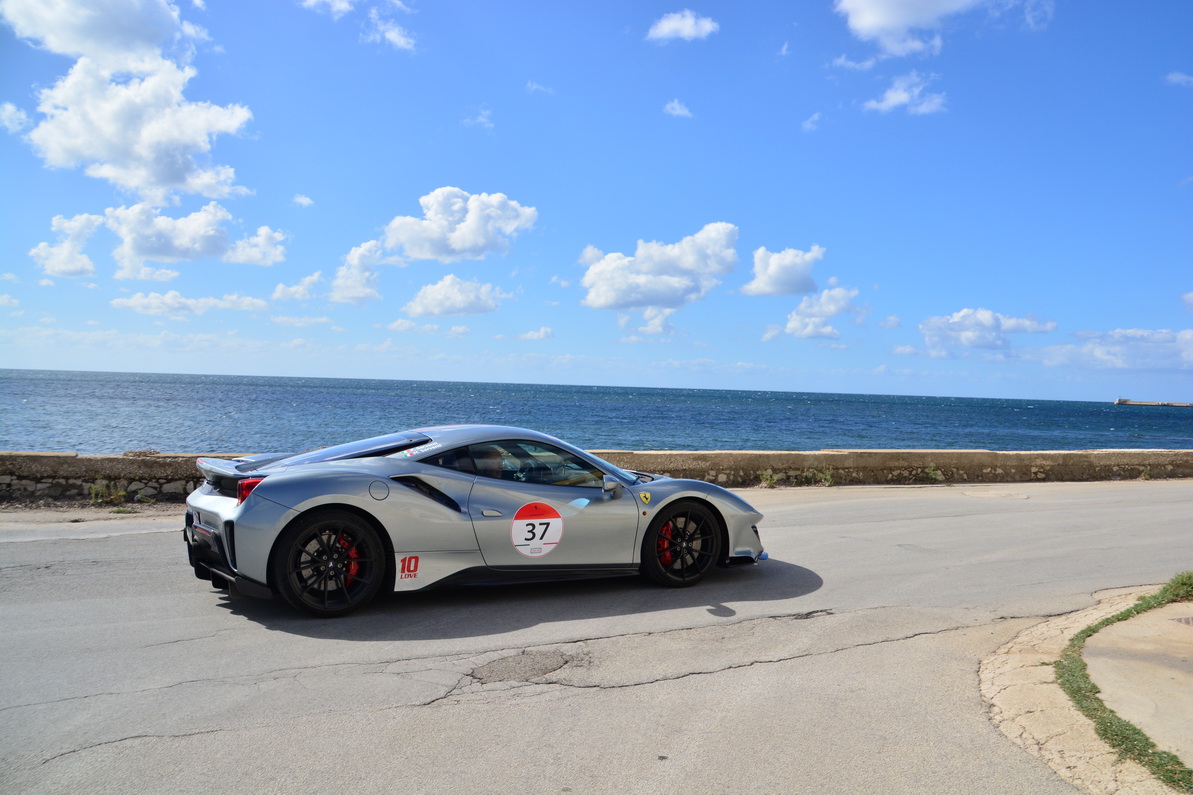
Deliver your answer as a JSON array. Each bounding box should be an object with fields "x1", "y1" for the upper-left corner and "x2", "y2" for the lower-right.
[{"x1": 237, "y1": 477, "x2": 264, "y2": 504}]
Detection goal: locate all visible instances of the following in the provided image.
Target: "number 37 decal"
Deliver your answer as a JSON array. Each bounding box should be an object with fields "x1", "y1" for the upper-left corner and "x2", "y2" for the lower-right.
[{"x1": 512, "y1": 502, "x2": 564, "y2": 558}]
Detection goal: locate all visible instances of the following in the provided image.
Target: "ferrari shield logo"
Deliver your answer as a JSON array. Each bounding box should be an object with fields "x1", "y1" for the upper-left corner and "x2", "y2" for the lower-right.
[{"x1": 639, "y1": 492, "x2": 651, "y2": 504}]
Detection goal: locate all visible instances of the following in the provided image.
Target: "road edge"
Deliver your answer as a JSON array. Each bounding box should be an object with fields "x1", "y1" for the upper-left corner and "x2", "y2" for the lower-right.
[{"x1": 980, "y1": 585, "x2": 1179, "y2": 794}]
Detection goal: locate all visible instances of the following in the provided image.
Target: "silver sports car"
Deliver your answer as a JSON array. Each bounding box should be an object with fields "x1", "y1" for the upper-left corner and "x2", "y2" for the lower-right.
[{"x1": 184, "y1": 425, "x2": 766, "y2": 617}]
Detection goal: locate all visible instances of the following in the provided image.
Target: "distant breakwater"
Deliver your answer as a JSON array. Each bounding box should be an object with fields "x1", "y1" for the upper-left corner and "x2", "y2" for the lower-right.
[{"x1": 1, "y1": 448, "x2": 1190, "y2": 503}]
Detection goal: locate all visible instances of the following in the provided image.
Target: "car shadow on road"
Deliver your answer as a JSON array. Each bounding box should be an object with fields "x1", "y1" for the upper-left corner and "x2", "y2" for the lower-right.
[{"x1": 217, "y1": 557, "x2": 823, "y2": 641}]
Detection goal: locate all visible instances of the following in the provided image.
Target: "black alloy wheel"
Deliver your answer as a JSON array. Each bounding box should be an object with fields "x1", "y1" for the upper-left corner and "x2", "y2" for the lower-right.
[
  {"x1": 271, "y1": 510, "x2": 386, "y2": 617},
  {"x1": 641, "y1": 500, "x2": 721, "y2": 587}
]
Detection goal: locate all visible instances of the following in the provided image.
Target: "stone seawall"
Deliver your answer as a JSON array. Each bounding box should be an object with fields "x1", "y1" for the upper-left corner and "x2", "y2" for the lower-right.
[{"x1": 1, "y1": 448, "x2": 1189, "y2": 503}]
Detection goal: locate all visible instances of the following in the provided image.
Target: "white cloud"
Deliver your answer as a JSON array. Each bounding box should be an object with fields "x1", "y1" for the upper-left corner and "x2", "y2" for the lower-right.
[
  {"x1": 801, "y1": 112, "x2": 821, "y2": 132},
  {"x1": 292, "y1": 194, "x2": 314, "y2": 207},
  {"x1": 27, "y1": 56, "x2": 251, "y2": 203},
  {"x1": 834, "y1": 0, "x2": 979, "y2": 56},
  {"x1": 741, "y1": 245, "x2": 823, "y2": 296},
  {"x1": 1024, "y1": 329, "x2": 1193, "y2": 371},
  {"x1": 0, "y1": 0, "x2": 184, "y2": 68},
  {"x1": 223, "y1": 226, "x2": 287, "y2": 266},
  {"x1": 832, "y1": 54, "x2": 876, "y2": 70},
  {"x1": 0, "y1": 294, "x2": 19, "y2": 307},
  {"x1": 782, "y1": 286, "x2": 860, "y2": 339},
  {"x1": 518, "y1": 326, "x2": 553, "y2": 340},
  {"x1": 647, "y1": 9, "x2": 719, "y2": 42},
  {"x1": 271, "y1": 315, "x2": 332, "y2": 327},
  {"x1": 663, "y1": 99, "x2": 692, "y2": 118},
  {"x1": 110, "y1": 289, "x2": 267, "y2": 318},
  {"x1": 403, "y1": 274, "x2": 511, "y2": 316},
  {"x1": 28, "y1": 213, "x2": 105, "y2": 278},
  {"x1": 463, "y1": 108, "x2": 494, "y2": 129},
  {"x1": 329, "y1": 241, "x2": 385, "y2": 303},
  {"x1": 383, "y1": 186, "x2": 537, "y2": 263},
  {"x1": 580, "y1": 222, "x2": 738, "y2": 333},
  {"x1": 919, "y1": 307, "x2": 1056, "y2": 353},
  {"x1": 300, "y1": 0, "x2": 356, "y2": 20},
  {"x1": 0, "y1": 0, "x2": 250, "y2": 202},
  {"x1": 1, "y1": 102, "x2": 30, "y2": 132},
  {"x1": 1168, "y1": 72, "x2": 1193, "y2": 88},
  {"x1": 1182, "y1": 292, "x2": 1193, "y2": 311},
  {"x1": 526, "y1": 81, "x2": 553, "y2": 94},
  {"x1": 105, "y1": 201, "x2": 231, "y2": 280},
  {"x1": 778, "y1": 42, "x2": 789, "y2": 57},
  {"x1": 364, "y1": 7, "x2": 414, "y2": 50},
  {"x1": 879, "y1": 315, "x2": 901, "y2": 329},
  {"x1": 864, "y1": 71, "x2": 946, "y2": 114},
  {"x1": 273, "y1": 271, "x2": 322, "y2": 301}
]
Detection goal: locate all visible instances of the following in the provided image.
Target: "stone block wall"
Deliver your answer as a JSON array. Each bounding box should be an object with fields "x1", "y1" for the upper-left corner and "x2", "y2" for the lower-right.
[{"x1": 0, "y1": 448, "x2": 1189, "y2": 504}]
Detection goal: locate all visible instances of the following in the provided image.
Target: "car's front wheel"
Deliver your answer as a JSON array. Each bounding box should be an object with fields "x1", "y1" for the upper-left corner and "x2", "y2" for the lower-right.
[
  {"x1": 640, "y1": 500, "x2": 721, "y2": 587},
  {"x1": 270, "y1": 510, "x2": 387, "y2": 617}
]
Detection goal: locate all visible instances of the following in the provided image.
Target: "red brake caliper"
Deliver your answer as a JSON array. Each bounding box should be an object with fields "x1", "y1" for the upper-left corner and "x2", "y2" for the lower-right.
[
  {"x1": 657, "y1": 521, "x2": 674, "y2": 567},
  {"x1": 340, "y1": 534, "x2": 360, "y2": 585}
]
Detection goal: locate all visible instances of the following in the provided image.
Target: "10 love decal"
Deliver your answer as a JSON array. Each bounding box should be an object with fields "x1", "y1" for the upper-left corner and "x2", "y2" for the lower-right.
[{"x1": 512, "y1": 502, "x2": 563, "y2": 558}]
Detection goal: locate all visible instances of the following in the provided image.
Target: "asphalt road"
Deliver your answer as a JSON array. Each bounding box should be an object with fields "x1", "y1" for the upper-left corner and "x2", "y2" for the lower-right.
[{"x1": 2, "y1": 480, "x2": 1190, "y2": 794}]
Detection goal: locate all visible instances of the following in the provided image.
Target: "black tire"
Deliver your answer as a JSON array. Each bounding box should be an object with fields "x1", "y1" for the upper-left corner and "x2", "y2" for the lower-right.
[
  {"x1": 270, "y1": 510, "x2": 387, "y2": 617},
  {"x1": 640, "y1": 501, "x2": 721, "y2": 587}
]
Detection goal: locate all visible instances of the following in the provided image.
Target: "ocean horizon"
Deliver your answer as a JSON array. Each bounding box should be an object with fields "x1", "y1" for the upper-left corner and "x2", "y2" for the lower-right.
[{"x1": 2, "y1": 368, "x2": 1190, "y2": 455}]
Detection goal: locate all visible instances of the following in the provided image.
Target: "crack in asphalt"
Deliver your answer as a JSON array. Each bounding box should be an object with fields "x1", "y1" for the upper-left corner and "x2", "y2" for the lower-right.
[{"x1": 39, "y1": 729, "x2": 226, "y2": 766}]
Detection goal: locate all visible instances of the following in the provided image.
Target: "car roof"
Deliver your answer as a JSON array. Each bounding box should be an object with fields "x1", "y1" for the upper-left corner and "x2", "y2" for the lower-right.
[{"x1": 412, "y1": 424, "x2": 567, "y2": 450}]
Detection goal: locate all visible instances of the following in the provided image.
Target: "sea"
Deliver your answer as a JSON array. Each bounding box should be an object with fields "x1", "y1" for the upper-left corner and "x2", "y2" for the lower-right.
[{"x1": 2, "y1": 368, "x2": 1190, "y2": 454}]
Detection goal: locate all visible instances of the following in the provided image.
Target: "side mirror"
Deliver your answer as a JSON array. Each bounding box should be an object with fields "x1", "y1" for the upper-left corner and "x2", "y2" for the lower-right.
[{"x1": 602, "y1": 475, "x2": 623, "y2": 498}]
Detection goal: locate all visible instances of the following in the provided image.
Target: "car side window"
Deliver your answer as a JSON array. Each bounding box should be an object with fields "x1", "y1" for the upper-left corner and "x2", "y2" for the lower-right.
[
  {"x1": 422, "y1": 447, "x2": 476, "y2": 474},
  {"x1": 470, "y1": 441, "x2": 604, "y2": 488}
]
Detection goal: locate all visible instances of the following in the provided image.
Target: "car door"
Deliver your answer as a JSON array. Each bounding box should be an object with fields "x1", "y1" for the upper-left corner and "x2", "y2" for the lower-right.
[{"x1": 464, "y1": 440, "x2": 641, "y2": 569}]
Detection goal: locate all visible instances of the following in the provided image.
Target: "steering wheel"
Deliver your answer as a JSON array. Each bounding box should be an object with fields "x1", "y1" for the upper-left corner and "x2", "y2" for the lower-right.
[{"x1": 514, "y1": 461, "x2": 535, "y2": 482}]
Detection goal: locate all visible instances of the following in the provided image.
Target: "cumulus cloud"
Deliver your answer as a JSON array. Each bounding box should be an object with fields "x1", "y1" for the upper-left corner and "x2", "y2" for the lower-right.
[
  {"x1": 292, "y1": 194, "x2": 314, "y2": 207},
  {"x1": 383, "y1": 186, "x2": 537, "y2": 263},
  {"x1": 832, "y1": 54, "x2": 876, "y2": 70},
  {"x1": 110, "y1": 289, "x2": 267, "y2": 318},
  {"x1": 919, "y1": 307, "x2": 1056, "y2": 354},
  {"x1": 28, "y1": 213, "x2": 105, "y2": 278},
  {"x1": 1182, "y1": 292, "x2": 1193, "y2": 311},
  {"x1": 329, "y1": 240, "x2": 386, "y2": 303},
  {"x1": 782, "y1": 286, "x2": 860, "y2": 339},
  {"x1": 273, "y1": 271, "x2": 322, "y2": 301},
  {"x1": 664, "y1": 99, "x2": 693, "y2": 118},
  {"x1": 223, "y1": 226, "x2": 287, "y2": 266},
  {"x1": 104, "y1": 202, "x2": 230, "y2": 280},
  {"x1": 0, "y1": 0, "x2": 184, "y2": 68},
  {"x1": 28, "y1": 56, "x2": 249, "y2": 203},
  {"x1": 1169, "y1": 72, "x2": 1193, "y2": 88},
  {"x1": 801, "y1": 112, "x2": 821, "y2": 132},
  {"x1": 580, "y1": 222, "x2": 738, "y2": 333},
  {"x1": 0, "y1": 294, "x2": 20, "y2": 307},
  {"x1": 403, "y1": 274, "x2": 511, "y2": 317},
  {"x1": 2, "y1": 0, "x2": 251, "y2": 203},
  {"x1": 741, "y1": 245, "x2": 823, "y2": 296},
  {"x1": 647, "y1": 9, "x2": 719, "y2": 42},
  {"x1": 864, "y1": 71, "x2": 946, "y2": 114},
  {"x1": 834, "y1": 0, "x2": 978, "y2": 56},
  {"x1": 518, "y1": 326, "x2": 553, "y2": 340},
  {"x1": 1, "y1": 102, "x2": 30, "y2": 133}
]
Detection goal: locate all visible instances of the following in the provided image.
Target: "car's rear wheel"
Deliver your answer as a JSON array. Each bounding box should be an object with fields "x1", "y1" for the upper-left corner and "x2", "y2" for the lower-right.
[
  {"x1": 640, "y1": 500, "x2": 721, "y2": 587},
  {"x1": 270, "y1": 510, "x2": 387, "y2": 617}
]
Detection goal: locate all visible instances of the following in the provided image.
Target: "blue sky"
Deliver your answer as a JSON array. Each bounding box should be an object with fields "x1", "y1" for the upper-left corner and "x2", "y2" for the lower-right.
[{"x1": 1, "y1": 0, "x2": 1190, "y2": 402}]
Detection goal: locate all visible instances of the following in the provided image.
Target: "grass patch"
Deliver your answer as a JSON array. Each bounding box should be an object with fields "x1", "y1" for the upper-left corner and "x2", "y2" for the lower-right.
[
  {"x1": 88, "y1": 480, "x2": 127, "y2": 506},
  {"x1": 1053, "y1": 571, "x2": 1193, "y2": 792}
]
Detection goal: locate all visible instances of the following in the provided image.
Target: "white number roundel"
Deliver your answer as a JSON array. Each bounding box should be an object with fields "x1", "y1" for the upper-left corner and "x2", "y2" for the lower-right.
[{"x1": 512, "y1": 502, "x2": 564, "y2": 558}]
